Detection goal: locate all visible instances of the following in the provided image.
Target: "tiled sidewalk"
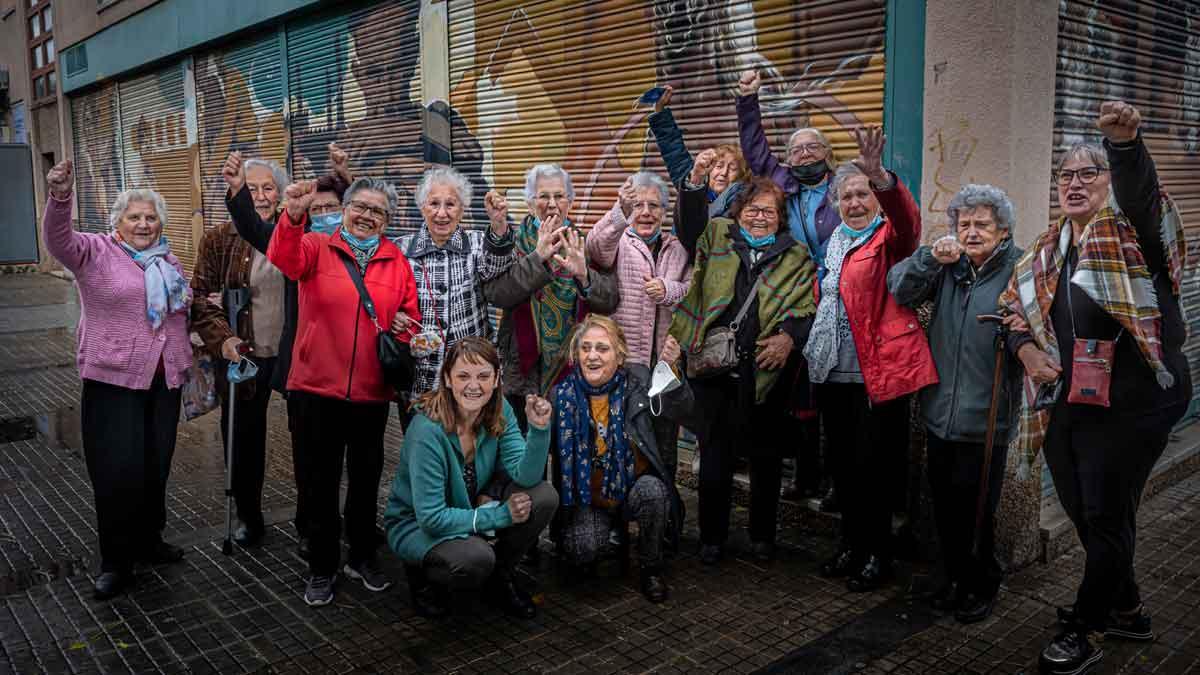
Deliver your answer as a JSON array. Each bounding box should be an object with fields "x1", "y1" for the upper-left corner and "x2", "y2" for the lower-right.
[{"x1": 1, "y1": 273, "x2": 1197, "y2": 674}]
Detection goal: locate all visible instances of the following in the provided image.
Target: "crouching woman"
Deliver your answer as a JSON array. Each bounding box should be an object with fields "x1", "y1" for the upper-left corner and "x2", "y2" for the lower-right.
[{"x1": 384, "y1": 336, "x2": 557, "y2": 619}]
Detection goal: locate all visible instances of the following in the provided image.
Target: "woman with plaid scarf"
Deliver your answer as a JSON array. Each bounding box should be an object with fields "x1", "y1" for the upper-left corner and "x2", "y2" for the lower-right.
[{"x1": 1001, "y1": 102, "x2": 1191, "y2": 675}]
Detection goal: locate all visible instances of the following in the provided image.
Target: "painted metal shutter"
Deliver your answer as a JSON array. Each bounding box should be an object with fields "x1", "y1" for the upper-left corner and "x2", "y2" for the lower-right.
[
  {"x1": 286, "y1": 0, "x2": 424, "y2": 237},
  {"x1": 118, "y1": 62, "x2": 198, "y2": 272},
  {"x1": 69, "y1": 83, "x2": 124, "y2": 234},
  {"x1": 446, "y1": 0, "x2": 887, "y2": 230},
  {"x1": 194, "y1": 31, "x2": 289, "y2": 233},
  {"x1": 1054, "y1": 0, "x2": 1200, "y2": 423}
]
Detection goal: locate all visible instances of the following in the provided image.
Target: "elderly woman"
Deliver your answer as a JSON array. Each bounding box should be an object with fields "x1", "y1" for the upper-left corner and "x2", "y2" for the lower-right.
[
  {"x1": 393, "y1": 167, "x2": 516, "y2": 404},
  {"x1": 552, "y1": 316, "x2": 688, "y2": 602},
  {"x1": 647, "y1": 85, "x2": 749, "y2": 219},
  {"x1": 41, "y1": 160, "x2": 192, "y2": 600},
  {"x1": 999, "y1": 103, "x2": 1190, "y2": 675},
  {"x1": 191, "y1": 156, "x2": 290, "y2": 548},
  {"x1": 669, "y1": 175, "x2": 816, "y2": 565},
  {"x1": 586, "y1": 171, "x2": 691, "y2": 479},
  {"x1": 221, "y1": 146, "x2": 351, "y2": 559},
  {"x1": 487, "y1": 164, "x2": 619, "y2": 426},
  {"x1": 384, "y1": 337, "x2": 557, "y2": 619},
  {"x1": 888, "y1": 184, "x2": 1023, "y2": 623},
  {"x1": 268, "y1": 176, "x2": 421, "y2": 607},
  {"x1": 803, "y1": 127, "x2": 936, "y2": 592}
]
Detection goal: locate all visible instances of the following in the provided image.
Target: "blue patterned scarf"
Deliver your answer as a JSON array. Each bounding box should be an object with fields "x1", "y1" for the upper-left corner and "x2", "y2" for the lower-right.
[
  {"x1": 339, "y1": 228, "x2": 379, "y2": 271},
  {"x1": 555, "y1": 366, "x2": 631, "y2": 507},
  {"x1": 118, "y1": 236, "x2": 189, "y2": 329}
]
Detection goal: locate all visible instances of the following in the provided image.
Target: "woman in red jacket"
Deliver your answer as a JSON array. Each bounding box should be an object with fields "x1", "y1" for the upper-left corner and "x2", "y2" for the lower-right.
[
  {"x1": 802, "y1": 126, "x2": 937, "y2": 592},
  {"x1": 268, "y1": 176, "x2": 420, "y2": 607}
]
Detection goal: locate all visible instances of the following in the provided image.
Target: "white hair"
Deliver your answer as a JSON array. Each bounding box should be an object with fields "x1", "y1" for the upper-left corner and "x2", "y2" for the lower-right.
[
  {"x1": 523, "y1": 164, "x2": 575, "y2": 204},
  {"x1": 830, "y1": 161, "x2": 867, "y2": 200},
  {"x1": 787, "y1": 127, "x2": 836, "y2": 172},
  {"x1": 109, "y1": 188, "x2": 168, "y2": 231},
  {"x1": 628, "y1": 171, "x2": 670, "y2": 208},
  {"x1": 343, "y1": 177, "x2": 399, "y2": 214},
  {"x1": 242, "y1": 158, "x2": 289, "y2": 194},
  {"x1": 416, "y1": 166, "x2": 473, "y2": 210},
  {"x1": 947, "y1": 184, "x2": 1015, "y2": 231}
]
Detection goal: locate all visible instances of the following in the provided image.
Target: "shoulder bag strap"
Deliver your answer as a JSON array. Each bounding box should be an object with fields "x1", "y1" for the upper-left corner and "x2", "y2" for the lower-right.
[
  {"x1": 729, "y1": 273, "x2": 764, "y2": 331},
  {"x1": 339, "y1": 255, "x2": 384, "y2": 333}
]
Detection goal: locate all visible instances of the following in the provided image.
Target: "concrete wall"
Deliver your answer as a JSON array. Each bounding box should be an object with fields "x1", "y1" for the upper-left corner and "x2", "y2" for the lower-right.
[
  {"x1": 920, "y1": 0, "x2": 1059, "y2": 570},
  {"x1": 54, "y1": 0, "x2": 161, "y2": 50},
  {"x1": 1, "y1": 1, "x2": 31, "y2": 125}
]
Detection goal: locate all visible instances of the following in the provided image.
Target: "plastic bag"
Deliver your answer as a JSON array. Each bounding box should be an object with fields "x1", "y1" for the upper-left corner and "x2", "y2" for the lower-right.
[{"x1": 181, "y1": 339, "x2": 219, "y2": 421}]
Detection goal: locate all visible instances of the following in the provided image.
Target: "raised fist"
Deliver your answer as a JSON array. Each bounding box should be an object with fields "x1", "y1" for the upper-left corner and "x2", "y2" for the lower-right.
[
  {"x1": 46, "y1": 160, "x2": 74, "y2": 200},
  {"x1": 689, "y1": 148, "x2": 717, "y2": 187},
  {"x1": 525, "y1": 394, "x2": 552, "y2": 430},
  {"x1": 484, "y1": 190, "x2": 509, "y2": 236},
  {"x1": 222, "y1": 151, "x2": 245, "y2": 195},
  {"x1": 1098, "y1": 101, "x2": 1141, "y2": 143},
  {"x1": 283, "y1": 180, "x2": 318, "y2": 221},
  {"x1": 738, "y1": 70, "x2": 761, "y2": 98}
]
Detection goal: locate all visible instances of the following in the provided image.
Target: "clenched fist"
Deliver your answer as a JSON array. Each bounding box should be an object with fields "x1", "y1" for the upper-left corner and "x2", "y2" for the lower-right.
[
  {"x1": 1098, "y1": 101, "x2": 1141, "y2": 143},
  {"x1": 222, "y1": 151, "x2": 245, "y2": 195},
  {"x1": 738, "y1": 69, "x2": 761, "y2": 98},
  {"x1": 689, "y1": 148, "x2": 717, "y2": 187},
  {"x1": 484, "y1": 190, "x2": 509, "y2": 236},
  {"x1": 931, "y1": 235, "x2": 964, "y2": 265},
  {"x1": 525, "y1": 394, "x2": 552, "y2": 430},
  {"x1": 283, "y1": 180, "x2": 318, "y2": 221},
  {"x1": 46, "y1": 160, "x2": 74, "y2": 200}
]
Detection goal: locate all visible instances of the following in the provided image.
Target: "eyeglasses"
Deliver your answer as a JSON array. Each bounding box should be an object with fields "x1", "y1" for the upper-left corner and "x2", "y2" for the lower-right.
[
  {"x1": 788, "y1": 142, "x2": 826, "y2": 156},
  {"x1": 631, "y1": 201, "x2": 663, "y2": 213},
  {"x1": 742, "y1": 206, "x2": 779, "y2": 219},
  {"x1": 348, "y1": 200, "x2": 388, "y2": 221},
  {"x1": 1055, "y1": 167, "x2": 1109, "y2": 186},
  {"x1": 536, "y1": 193, "x2": 569, "y2": 204},
  {"x1": 309, "y1": 203, "x2": 341, "y2": 216}
]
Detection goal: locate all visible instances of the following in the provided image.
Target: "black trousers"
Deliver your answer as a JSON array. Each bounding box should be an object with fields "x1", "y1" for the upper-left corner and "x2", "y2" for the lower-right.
[
  {"x1": 691, "y1": 373, "x2": 787, "y2": 547},
  {"x1": 926, "y1": 433, "x2": 1007, "y2": 598},
  {"x1": 218, "y1": 357, "x2": 276, "y2": 531},
  {"x1": 819, "y1": 382, "x2": 908, "y2": 560},
  {"x1": 1043, "y1": 403, "x2": 1177, "y2": 629},
  {"x1": 81, "y1": 374, "x2": 182, "y2": 573},
  {"x1": 288, "y1": 391, "x2": 389, "y2": 577}
]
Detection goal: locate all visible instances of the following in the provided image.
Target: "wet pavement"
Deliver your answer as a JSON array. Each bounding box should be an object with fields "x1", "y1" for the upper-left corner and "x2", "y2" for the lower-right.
[{"x1": 1, "y1": 272, "x2": 1198, "y2": 674}]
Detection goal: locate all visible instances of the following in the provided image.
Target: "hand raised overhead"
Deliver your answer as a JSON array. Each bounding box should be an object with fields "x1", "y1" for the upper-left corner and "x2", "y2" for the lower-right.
[
  {"x1": 1097, "y1": 100, "x2": 1141, "y2": 143},
  {"x1": 283, "y1": 180, "x2": 318, "y2": 221},
  {"x1": 46, "y1": 160, "x2": 74, "y2": 200}
]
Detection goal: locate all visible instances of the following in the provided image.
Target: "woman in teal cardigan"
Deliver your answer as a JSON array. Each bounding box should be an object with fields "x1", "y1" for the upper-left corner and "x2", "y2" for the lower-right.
[{"x1": 384, "y1": 336, "x2": 556, "y2": 620}]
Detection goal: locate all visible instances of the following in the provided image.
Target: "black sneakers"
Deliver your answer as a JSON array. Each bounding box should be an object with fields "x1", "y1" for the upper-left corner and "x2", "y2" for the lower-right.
[
  {"x1": 1057, "y1": 603, "x2": 1154, "y2": 641},
  {"x1": 1039, "y1": 629, "x2": 1103, "y2": 675},
  {"x1": 343, "y1": 558, "x2": 392, "y2": 592},
  {"x1": 304, "y1": 575, "x2": 335, "y2": 606}
]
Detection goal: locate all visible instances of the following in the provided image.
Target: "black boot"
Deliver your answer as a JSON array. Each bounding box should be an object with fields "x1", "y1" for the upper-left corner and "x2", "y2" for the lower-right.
[
  {"x1": 93, "y1": 570, "x2": 133, "y2": 600},
  {"x1": 404, "y1": 564, "x2": 447, "y2": 619},
  {"x1": 640, "y1": 565, "x2": 669, "y2": 603},
  {"x1": 485, "y1": 569, "x2": 536, "y2": 619},
  {"x1": 1039, "y1": 627, "x2": 1103, "y2": 674}
]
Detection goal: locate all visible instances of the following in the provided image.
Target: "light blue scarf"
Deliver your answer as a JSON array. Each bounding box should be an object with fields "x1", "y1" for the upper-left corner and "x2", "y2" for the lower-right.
[
  {"x1": 628, "y1": 226, "x2": 662, "y2": 246},
  {"x1": 119, "y1": 237, "x2": 189, "y2": 330},
  {"x1": 339, "y1": 228, "x2": 380, "y2": 271}
]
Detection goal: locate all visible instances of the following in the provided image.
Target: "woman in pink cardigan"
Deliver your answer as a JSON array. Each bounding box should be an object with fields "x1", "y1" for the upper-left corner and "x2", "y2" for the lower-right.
[
  {"x1": 41, "y1": 161, "x2": 193, "y2": 601},
  {"x1": 585, "y1": 171, "x2": 691, "y2": 479}
]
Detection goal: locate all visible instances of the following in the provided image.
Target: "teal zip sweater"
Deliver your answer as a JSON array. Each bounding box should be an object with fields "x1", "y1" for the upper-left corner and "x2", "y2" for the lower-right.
[{"x1": 384, "y1": 399, "x2": 550, "y2": 563}]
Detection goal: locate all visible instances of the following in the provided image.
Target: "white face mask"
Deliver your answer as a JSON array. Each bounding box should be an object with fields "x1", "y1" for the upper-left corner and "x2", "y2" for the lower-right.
[{"x1": 647, "y1": 359, "x2": 682, "y2": 415}]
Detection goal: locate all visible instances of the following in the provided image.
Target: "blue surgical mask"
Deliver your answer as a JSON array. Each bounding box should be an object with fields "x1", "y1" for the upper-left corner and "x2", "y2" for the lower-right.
[
  {"x1": 309, "y1": 212, "x2": 342, "y2": 235},
  {"x1": 628, "y1": 226, "x2": 661, "y2": 246},
  {"x1": 339, "y1": 228, "x2": 380, "y2": 251},
  {"x1": 739, "y1": 227, "x2": 776, "y2": 249}
]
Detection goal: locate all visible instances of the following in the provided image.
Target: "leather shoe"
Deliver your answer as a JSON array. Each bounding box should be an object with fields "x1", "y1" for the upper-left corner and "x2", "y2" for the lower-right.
[
  {"x1": 640, "y1": 566, "x2": 669, "y2": 603},
  {"x1": 93, "y1": 571, "x2": 131, "y2": 600},
  {"x1": 819, "y1": 549, "x2": 858, "y2": 578},
  {"x1": 750, "y1": 541, "x2": 775, "y2": 562},
  {"x1": 929, "y1": 581, "x2": 963, "y2": 611},
  {"x1": 846, "y1": 555, "x2": 892, "y2": 593},
  {"x1": 234, "y1": 523, "x2": 264, "y2": 547},
  {"x1": 955, "y1": 592, "x2": 997, "y2": 624},
  {"x1": 1039, "y1": 628, "x2": 1103, "y2": 674},
  {"x1": 486, "y1": 572, "x2": 536, "y2": 619},
  {"x1": 698, "y1": 544, "x2": 722, "y2": 566},
  {"x1": 140, "y1": 541, "x2": 184, "y2": 566}
]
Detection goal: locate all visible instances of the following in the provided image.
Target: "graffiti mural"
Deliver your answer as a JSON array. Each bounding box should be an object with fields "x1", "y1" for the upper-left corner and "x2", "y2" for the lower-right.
[
  {"x1": 448, "y1": 0, "x2": 887, "y2": 226},
  {"x1": 70, "y1": 84, "x2": 123, "y2": 234}
]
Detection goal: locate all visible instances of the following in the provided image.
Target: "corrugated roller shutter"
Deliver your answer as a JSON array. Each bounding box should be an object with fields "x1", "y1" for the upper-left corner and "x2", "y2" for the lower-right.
[
  {"x1": 447, "y1": 0, "x2": 887, "y2": 230},
  {"x1": 118, "y1": 63, "x2": 197, "y2": 272},
  {"x1": 286, "y1": 0, "x2": 423, "y2": 237},
  {"x1": 69, "y1": 83, "x2": 124, "y2": 234},
  {"x1": 1055, "y1": 0, "x2": 1200, "y2": 423},
  {"x1": 195, "y1": 31, "x2": 288, "y2": 233}
]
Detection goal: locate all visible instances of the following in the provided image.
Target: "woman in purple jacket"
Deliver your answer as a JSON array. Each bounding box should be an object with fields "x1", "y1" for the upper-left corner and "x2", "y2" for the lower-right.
[{"x1": 42, "y1": 160, "x2": 193, "y2": 601}]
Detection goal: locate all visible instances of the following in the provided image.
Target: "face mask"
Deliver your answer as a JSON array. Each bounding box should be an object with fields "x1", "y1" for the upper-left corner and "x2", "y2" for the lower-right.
[
  {"x1": 309, "y1": 212, "x2": 342, "y2": 235},
  {"x1": 647, "y1": 359, "x2": 682, "y2": 416},
  {"x1": 628, "y1": 226, "x2": 661, "y2": 246},
  {"x1": 227, "y1": 357, "x2": 259, "y2": 384},
  {"x1": 339, "y1": 228, "x2": 380, "y2": 251},
  {"x1": 739, "y1": 227, "x2": 776, "y2": 249},
  {"x1": 789, "y1": 161, "x2": 829, "y2": 186}
]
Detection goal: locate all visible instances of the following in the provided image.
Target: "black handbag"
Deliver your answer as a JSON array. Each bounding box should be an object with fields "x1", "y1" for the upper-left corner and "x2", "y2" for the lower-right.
[{"x1": 339, "y1": 256, "x2": 415, "y2": 393}]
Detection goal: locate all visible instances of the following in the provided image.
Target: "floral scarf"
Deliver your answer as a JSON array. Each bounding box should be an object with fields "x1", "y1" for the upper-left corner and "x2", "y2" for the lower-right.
[
  {"x1": 555, "y1": 367, "x2": 630, "y2": 507},
  {"x1": 117, "y1": 236, "x2": 190, "y2": 329}
]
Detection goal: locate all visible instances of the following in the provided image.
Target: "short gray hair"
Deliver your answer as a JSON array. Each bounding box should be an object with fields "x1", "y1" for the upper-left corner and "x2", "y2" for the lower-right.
[
  {"x1": 416, "y1": 166, "x2": 473, "y2": 210},
  {"x1": 947, "y1": 184, "x2": 1015, "y2": 230},
  {"x1": 343, "y1": 177, "x2": 399, "y2": 215},
  {"x1": 109, "y1": 188, "x2": 169, "y2": 231},
  {"x1": 1056, "y1": 141, "x2": 1110, "y2": 173},
  {"x1": 787, "y1": 127, "x2": 836, "y2": 172},
  {"x1": 523, "y1": 164, "x2": 575, "y2": 203},
  {"x1": 628, "y1": 171, "x2": 670, "y2": 208},
  {"x1": 242, "y1": 158, "x2": 289, "y2": 194},
  {"x1": 830, "y1": 161, "x2": 867, "y2": 201}
]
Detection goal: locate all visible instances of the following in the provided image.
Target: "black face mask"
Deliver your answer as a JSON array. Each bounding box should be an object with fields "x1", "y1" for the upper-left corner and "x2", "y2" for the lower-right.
[{"x1": 789, "y1": 161, "x2": 829, "y2": 186}]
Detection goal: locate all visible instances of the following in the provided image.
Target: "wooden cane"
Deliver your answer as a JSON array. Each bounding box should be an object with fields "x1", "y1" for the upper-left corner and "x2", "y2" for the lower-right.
[{"x1": 973, "y1": 314, "x2": 1009, "y2": 558}]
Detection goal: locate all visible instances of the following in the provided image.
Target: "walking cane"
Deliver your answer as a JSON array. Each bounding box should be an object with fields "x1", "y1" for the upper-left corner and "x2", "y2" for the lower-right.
[
  {"x1": 973, "y1": 313, "x2": 1009, "y2": 558},
  {"x1": 221, "y1": 288, "x2": 252, "y2": 556}
]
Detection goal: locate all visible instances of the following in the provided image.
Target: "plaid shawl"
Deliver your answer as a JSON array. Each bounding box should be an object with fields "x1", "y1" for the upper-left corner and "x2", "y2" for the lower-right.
[
  {"x1": 668, "y1": 218, "x2": 816, "y2": 403},
  {"x1": 999, "y1": 192, "x2": 1185, "y2": 476}
]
